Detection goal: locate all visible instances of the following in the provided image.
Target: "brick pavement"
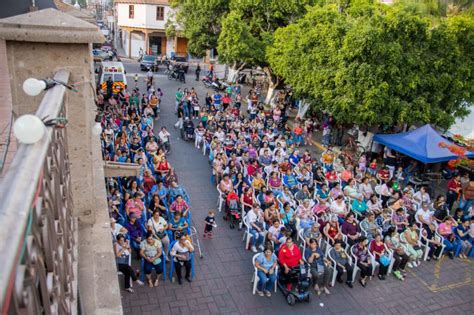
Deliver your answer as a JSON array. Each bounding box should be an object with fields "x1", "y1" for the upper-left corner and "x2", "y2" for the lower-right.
[{"x1": 120, "y1": 67, "x2": 474, "y2": 315}]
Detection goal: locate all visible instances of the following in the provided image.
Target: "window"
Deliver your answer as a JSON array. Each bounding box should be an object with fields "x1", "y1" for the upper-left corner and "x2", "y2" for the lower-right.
[
  {"x1": 114, "y1": 74, "x2": 124, "y2": 82},
  {"x1": 156, "y1": 6, "x2": 164, "y2": 20},
  {"x1": 129, "y1": 5, "x2": 134, "y2": 19}
]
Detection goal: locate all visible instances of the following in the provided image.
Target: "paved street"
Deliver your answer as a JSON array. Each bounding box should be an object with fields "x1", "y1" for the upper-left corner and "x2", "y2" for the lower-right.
[{"x1": 120, "y1": 61, "x2": 474, "y2": 315}]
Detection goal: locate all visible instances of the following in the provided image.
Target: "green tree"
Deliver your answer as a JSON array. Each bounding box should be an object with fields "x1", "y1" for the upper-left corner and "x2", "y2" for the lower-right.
[
  {"x1": 217, "y1": 0, "x2": 315, "y2": 101},
  {"x1": 169, "y1": 0, "x2": 230, "y2": 57},
  {"x1": 268, "y1": 4, "x2": 473, "y2": 128}
]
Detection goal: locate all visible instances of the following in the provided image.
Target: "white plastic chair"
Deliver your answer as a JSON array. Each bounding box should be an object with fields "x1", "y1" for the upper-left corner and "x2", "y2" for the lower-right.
[
  {"x1": 251, "y1": 253, "x2": 279, "y2": 294},
  {"x1": 298, "y1": 229, "x2": 307, "y2": 253},
  {"x1": 367, "y1": 249, "x2": 379, "y2": 277},
  {"x1": 350, "y1": 245, "x2": 360, "y2": 282},
  {"x1": 328, "y1": 247, "x2": 354, "y2": 287},
  {"x1": 242, "y1": 213, "x2": 253, "y2": 250}
]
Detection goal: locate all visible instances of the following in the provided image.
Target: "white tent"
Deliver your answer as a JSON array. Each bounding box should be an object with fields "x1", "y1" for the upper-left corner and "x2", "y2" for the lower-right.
[{"x1": 447, "y1": 105, "x2": 474, "y2": 140}]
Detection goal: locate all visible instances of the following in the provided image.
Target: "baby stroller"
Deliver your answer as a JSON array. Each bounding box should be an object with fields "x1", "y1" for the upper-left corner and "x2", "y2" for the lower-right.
[
  {"x1": 224, "y1": 198, "x2": 241, "y2": 230},
  {"x1": 277, "y1": 264, "x2": 311, "y2": 305}
]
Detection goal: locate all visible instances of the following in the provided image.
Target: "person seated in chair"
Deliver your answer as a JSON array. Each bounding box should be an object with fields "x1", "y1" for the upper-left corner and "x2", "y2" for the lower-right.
[
  {"x1": 305, "y1": 238, "x2": 331, "y2": 295},
  {"x1": 255, "y1": 247, "x2": 278, "y2": 297},
  {"x1": 278, "y1": 238, "x2": 304, "y2": 290},
  {"x1": 329, "y1": 240, "x2": 354, "y2": 288}
]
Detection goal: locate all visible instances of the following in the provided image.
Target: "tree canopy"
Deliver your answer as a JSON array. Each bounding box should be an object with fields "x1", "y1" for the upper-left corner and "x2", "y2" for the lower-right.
[
  {"x1": 268, "y1": 3, "x2": 473, "y2": 128},
  {"x1": 169, "y1": 0, "x2": 230, "y2": 57},
  {"x1": 217, "y1": 0, "x2": 315, "y2": 68}
]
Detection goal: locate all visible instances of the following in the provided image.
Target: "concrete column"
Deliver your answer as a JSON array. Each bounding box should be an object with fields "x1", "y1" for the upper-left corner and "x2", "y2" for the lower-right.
[
  {"x1": 0, "y1": 8, "x2": 122, "y2": 313},
  {"x1": 144, "y1": 31, "x2": 149, "y2": 54},
  {"x1": 128, "y1": 30, "x2": 132, "y2": 57}
]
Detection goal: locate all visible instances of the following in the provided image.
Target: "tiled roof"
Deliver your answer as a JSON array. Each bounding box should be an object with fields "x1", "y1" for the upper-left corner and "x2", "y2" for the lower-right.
[{"x1": 114, "y1": 0, "x2": 169, "y2": 5}]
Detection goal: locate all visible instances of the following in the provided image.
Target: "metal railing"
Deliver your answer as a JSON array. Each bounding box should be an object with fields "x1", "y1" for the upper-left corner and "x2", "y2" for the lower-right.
[
  {"x1": 0, "y1": 70, "x2": 77, "y2": 314},
  {"x1": 0, "y1": 115, "x2": 13, "y2": 174}
]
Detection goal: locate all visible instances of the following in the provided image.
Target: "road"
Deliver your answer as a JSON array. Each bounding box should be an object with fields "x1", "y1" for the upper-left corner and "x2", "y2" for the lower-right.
[{"x1": 120, "y1": 60, "x2": 474, "y2": 315}]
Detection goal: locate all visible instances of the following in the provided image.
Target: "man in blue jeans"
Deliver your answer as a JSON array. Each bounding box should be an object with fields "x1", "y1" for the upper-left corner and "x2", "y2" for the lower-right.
[{"x1": 255, "y1": 247, "x2": 278, "y2": 297}]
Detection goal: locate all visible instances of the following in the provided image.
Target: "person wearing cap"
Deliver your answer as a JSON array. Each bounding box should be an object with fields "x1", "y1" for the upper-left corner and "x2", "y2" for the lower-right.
[
  {"x1": 110, "y1": 217, "x2": 128, "y2": 240},
  {"x1": 125, "y1": 213, "x2": 144, "y2": 256}
]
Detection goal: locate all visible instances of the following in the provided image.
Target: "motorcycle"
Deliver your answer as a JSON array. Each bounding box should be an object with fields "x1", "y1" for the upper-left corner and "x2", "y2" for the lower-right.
[
  {"x1": 201, "y1": 76, "x2": 229, "y2": 91},
  {"x1": 168, "y1": 69, "x2": 185, "y2": 83}
]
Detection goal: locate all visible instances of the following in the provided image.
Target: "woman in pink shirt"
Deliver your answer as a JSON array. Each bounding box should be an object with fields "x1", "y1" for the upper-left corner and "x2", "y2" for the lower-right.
[
  {"x1": 126, "y1": 193, "x2": 145, "y2": 218},
  {"x1": 438, "y1": 217, "x2": 462, "y2": 259}
]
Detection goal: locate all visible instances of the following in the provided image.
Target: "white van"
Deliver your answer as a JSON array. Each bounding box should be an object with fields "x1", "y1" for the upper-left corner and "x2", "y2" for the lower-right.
[{"x1": 98, "y1": 61, "x2": 127, "y2": 94}]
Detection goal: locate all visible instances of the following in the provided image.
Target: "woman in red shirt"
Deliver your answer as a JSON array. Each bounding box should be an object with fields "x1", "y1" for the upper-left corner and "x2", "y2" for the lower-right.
[
  {"x1": 155, "y1": 156, "x2": 171, "y2": 179},
  {"x1": 369, "y1": 234, "x2": 389, "y2": 280},
  {"x1": 278, "y1": 238, "x2": 303, "y2": 277},
  {"x1": 446, "y1": 174, "x2": 462, "y2": 210}
]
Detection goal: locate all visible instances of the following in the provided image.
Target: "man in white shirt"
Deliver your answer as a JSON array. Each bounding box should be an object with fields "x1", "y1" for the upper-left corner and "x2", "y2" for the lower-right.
[
  {"x1": 110, "y1": 218, "x2": 128, "y2": 240},
  {"x1": 158, "y1": 127, "x2": 171, "y2": 153},
  {"x1": 247, "y1": 206, "x2": 265, "y2": 253},
  {"x1": 416, "y1": 202, "x2": 435, "y2": 238},
  {"x1": 170, "y1": 234, "x2": 194, "y2": 284}
]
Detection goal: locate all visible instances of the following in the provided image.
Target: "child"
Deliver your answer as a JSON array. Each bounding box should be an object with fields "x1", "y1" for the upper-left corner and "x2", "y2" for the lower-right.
[
  {"x1": 368, "y1": 159, "x2": 377, "y2": 177},
  {"x1": 203, "y1": 210, "x2": 217, "y2": 239}
]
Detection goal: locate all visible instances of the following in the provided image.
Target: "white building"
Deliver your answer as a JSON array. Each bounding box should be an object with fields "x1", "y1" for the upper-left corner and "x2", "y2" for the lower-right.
[{"x1": 115, "y1": 0, "x2": 187, "y2": 58}]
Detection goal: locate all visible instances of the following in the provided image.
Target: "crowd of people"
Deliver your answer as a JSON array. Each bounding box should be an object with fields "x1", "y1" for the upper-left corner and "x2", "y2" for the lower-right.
[
  {"x1": 98, "y1": 82, "x2": 198, "y2": 293},
  {"x1": 97, "y1": 63, "x2": 474, "y2": 301},
  {"x1": 192, "y1": 85, "x2": 474, "y2": 298}
]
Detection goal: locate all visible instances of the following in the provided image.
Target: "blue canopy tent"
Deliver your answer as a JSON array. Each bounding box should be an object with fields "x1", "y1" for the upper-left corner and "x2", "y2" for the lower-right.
[{"x1": 373, "y1": 124, "x2": 474, "y2": 164}]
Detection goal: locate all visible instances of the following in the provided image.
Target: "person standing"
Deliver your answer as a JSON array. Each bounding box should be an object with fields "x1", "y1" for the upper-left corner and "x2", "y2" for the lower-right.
[
  {"x1": 158, "y1": 126, "x2": 171, "y2": 153},
  {"x1": 171, "y1": 233, "x2": 194, "y2": 284},
  {"x1": 460, "y1": 179, "x2": 474, "y2": 214},
  {"x1": 175, "y1": 88, "x2": 183, "y2": 113},
  {"x1": 134, "y1": 73, "x2": 139, "y2": 88},
  {"x1": 146, "y1": 69, "x2": 154, "y2": 86},
  {"x1": 114, "y1": 234, "x2": 144, "y2": 293},
  {"x1": 446, "y1": 174, "x2": 462, "y2": 211},
  {"x1": 195, "y1": 63, "x2": 201, "y2": 81}
]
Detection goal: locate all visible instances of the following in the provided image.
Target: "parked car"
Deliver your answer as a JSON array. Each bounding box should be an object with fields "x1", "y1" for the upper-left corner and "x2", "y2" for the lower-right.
[
  {"x1": 92, "y1": 49, "x2": 108, "y2": 62},
  {"x1": 140, "y1": 55, "x2": 158, "y2": 71},
  {"x1": 173, "y1": 56, "x2": 189, "y2": 73}
]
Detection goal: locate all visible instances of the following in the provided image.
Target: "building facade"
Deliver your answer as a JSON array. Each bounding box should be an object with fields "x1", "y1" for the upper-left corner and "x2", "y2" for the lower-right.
[{"x1": 115, "y1": 0, "x2": 187, "y2": 58}]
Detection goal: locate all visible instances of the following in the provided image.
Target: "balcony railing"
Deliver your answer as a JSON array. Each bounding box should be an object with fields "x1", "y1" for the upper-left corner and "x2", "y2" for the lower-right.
[{"x1": 0, "y1": 70, "x2": 77, "y2": 314}]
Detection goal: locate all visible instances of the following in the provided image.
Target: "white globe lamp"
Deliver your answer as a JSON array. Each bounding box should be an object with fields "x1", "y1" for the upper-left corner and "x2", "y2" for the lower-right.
[
  {"x1": 13, "y1": 115, "x2": 45, "y2": 144},
  {"x1": 23, "y1": 78, "x2": 47, "y2": 96},
  {"x1": 92, "y1": 122, "x2": 102, "y2": 136}
]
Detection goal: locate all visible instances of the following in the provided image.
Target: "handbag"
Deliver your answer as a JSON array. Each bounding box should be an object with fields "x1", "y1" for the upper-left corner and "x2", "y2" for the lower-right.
[{"x1": 380, "y1": 255, "x2": 391, "y2": 267}]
